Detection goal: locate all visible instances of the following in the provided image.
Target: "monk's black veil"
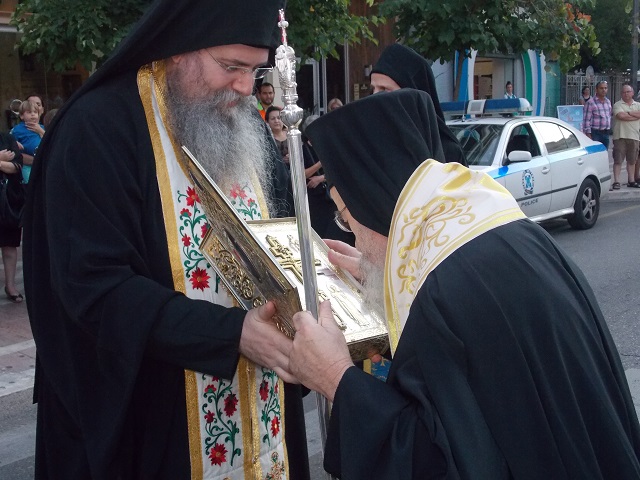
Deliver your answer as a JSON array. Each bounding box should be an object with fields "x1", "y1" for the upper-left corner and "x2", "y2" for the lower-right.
[
  {"x1": 306, "y1": 89, "x2": 450, "y2": 237},
  {"x1": 372, "y1": 43, "x2": 466, "y2": 165}
]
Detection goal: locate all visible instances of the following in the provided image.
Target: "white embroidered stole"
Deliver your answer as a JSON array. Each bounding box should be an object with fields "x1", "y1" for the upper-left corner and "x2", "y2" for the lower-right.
[
  {"x1": 137, "y1": 63, "x2": 288, "y2": 480},
  {"x1": 384, "y1": 160, "x2": 526, "y2": 354}
]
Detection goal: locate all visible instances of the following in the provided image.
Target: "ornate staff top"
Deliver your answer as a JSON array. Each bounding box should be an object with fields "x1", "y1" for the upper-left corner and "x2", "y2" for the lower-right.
[{"x1": 275, "y1": 9, "x2": 301, "y2": 128}]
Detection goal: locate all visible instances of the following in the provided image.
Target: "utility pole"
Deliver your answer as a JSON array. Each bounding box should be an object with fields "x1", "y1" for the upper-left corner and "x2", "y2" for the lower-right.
[{"x1": 633, "y1": 0, "x2": 639, "y2": 91}]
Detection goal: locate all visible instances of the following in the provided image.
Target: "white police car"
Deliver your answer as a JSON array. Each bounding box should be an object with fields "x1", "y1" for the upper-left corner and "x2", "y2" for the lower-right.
[{"x1": 444, "y1": 99, "x2": 611, "y2": 229}]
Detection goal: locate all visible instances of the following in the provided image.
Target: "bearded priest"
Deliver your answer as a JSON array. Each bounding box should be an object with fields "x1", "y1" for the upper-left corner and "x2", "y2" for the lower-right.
[{"x1": 22, "y1": 0, "x2": 309, "y2": 479}]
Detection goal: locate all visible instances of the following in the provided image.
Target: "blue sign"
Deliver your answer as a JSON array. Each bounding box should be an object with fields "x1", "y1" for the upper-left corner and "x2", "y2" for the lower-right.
[{"x1": 557, "y1": 105, "x2": 584, "y2": 131}]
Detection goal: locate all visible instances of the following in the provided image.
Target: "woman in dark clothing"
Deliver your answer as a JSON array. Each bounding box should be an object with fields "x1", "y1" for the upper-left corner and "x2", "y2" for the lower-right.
[
  {"x1": 579, "y1": 86, "x2": 591, "y2": 105},
  {"x1": 266, "y1": 105, "x2": 289, "y2": 165},
  {"x1": 0, "y1": 132, "x2": 24, "y2": 302}
]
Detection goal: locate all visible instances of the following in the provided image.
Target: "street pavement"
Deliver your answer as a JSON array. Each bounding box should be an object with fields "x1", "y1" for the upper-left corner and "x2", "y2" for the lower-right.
[
  {"x1": 0, "y1": 247, "x2": 35, "y2": 401},
  {"x1": 1, "y1": 148, "x2": 639, "y2": 474}
]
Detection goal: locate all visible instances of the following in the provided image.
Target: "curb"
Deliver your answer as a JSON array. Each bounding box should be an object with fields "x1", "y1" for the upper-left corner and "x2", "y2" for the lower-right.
[{"x1": 602, "y1": 189, "x2": 640, "y2": 202}]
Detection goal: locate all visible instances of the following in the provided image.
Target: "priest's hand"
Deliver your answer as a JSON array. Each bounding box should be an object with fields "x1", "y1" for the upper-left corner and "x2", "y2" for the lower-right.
[
  {"x1": 324, "y1": 239, "x2": 362, "y2": 281},
  {"x1": 289, "y1": 300, "x2": 354, "y2": 401},
  {"x1": 240, "y1": 301, "x2": 298, "y2": 384}
]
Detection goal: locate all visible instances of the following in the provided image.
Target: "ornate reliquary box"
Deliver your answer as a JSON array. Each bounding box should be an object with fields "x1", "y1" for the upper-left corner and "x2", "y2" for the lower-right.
[{"x1": 184, "y1": 149, "x2": 388, "y2": 361}]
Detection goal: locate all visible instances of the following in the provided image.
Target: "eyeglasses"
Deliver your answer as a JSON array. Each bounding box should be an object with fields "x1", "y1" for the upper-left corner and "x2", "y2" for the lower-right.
[
  {"x1": 204, "y1": 49, "x2": 273, "y2": 80},
  {"x1": 334, "y1": 206, "x2": 352, "y2": 233}
]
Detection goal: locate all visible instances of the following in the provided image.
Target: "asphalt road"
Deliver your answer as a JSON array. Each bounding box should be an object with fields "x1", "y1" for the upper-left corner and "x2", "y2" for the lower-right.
[{"x1": 543, "y1": 200, "x2": 640, "y2": 370}]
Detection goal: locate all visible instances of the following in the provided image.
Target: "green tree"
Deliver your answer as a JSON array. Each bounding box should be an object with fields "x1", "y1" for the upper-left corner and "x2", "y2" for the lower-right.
[
  {"x1": 579, "y1": 0, "x2": 631, "y2": 71},
  {"x1": 379, "y1": 0, "x2": 600, "y2": 98},
  {"x1": 11, "y1": 0, "x2": 379, "y2": 72},
  {"x1": 285, "y1": 0, "x2": 381, "y2": 62},
  {"x1": 12, "y1": 0, "x2": 150, "y2": 71}
]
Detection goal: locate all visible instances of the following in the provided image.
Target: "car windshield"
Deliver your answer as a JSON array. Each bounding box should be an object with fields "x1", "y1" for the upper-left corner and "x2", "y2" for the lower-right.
[{"x1": 449, "y1": 124, "x2": 503, "y2": 166}]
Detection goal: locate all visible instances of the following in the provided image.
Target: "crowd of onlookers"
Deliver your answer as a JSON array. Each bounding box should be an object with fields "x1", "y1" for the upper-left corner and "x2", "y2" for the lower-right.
[
  {"x1": 581, "y1": 81, "x2": 640, "y2": 190},
  {"x1": 256, "y1": 81, "x2": 355, "y2": 244}
]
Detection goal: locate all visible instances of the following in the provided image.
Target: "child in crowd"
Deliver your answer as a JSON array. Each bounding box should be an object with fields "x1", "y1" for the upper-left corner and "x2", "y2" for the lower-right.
[{"x1": 10, "y1": 99, "x2": 44, "y2": 183}]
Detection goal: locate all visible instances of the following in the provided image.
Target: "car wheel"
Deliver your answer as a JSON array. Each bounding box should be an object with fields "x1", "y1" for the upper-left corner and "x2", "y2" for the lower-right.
[{"x1": 568, "y1": 178, "x2": 599, "y2": 230}]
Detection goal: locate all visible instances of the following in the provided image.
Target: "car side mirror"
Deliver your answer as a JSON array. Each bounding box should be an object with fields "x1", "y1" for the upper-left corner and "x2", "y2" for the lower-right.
[{"x1": 505, "y1": 150, "x2": 532, "y2": 164}]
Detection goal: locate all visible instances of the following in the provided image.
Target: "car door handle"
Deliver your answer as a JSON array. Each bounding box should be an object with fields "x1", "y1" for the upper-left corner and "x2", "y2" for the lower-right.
[
  {"x1": 577, "y1": 158, "x2": 584, "y2": 165},
  {"x1": 541, "y1": 167, "x2": 550, "y2": 174}
]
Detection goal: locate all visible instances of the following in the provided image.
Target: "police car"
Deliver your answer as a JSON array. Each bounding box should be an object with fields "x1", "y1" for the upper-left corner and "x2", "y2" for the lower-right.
[{"x1": 444, "y1": 98, "x2": 611, "y2": 229}]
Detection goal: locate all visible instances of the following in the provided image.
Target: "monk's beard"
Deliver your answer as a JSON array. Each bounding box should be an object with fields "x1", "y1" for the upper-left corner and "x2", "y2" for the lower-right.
[
  {"x1": 165, "y1": 59, "x2": 273, "y2": 212},
  {"x1": 359, "y1": 249, "x2": 385, "y2": 319}
]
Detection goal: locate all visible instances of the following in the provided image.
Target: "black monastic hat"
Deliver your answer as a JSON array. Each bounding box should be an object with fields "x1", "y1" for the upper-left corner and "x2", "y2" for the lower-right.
[{"x1": 306, "y1": 89, "x2": 449, "y2": 237}]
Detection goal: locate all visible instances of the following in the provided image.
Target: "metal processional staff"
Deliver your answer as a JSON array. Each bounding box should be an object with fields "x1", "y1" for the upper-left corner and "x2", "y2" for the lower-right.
[{"x1": 274, "y1": 10, "x2": 335, "y2": 480}]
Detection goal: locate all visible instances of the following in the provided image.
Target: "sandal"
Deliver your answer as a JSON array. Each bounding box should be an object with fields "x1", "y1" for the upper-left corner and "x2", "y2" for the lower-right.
[
  {"x1": 627, "y1": 182, "x2": 640, "y2": 188},
  {"x1": 4, "y1": 286, "x2": 23, "y2": 303},
  {"x1": 612, "y1": 182, "x2": 621, "y2": 190}
]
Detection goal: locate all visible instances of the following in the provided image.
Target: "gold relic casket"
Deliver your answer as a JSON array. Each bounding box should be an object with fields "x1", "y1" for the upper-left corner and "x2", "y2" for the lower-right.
[{"x1": 185, "y1": 149, "x2": 389, "y2": 362}]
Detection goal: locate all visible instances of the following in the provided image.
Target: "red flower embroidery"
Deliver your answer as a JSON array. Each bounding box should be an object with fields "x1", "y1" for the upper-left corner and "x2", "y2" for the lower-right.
[
  {"x1": 204, "y1": 410, "x2": 215, "y2": 423},
  {"x1": 224, "y1": 393, "x2": 238, "y2": 417},
  {"x1": 209, "y1": 443, "x2": 227, "y2": 466},
  {"x1": 248, "y1": 198, "x2": 255, "y2": 207},
  {"x1": 182, "y1": 234, "x2": 191, "y2": 247},
  {"x1": 201, "y1": 223, "x2": 209, "y2": 238},
  {"x1": 274, "y1": 382, "x2": 279, "y2": 394},
  {"x1": 259, "y1": 380, "x2": 269, "y2": 401},
  {"x1": 186, "y1": 186, "x2": 200, "y2": 206},
  {"x1": 270, "y1": 416, "x2": 280, "y2": 437},
  {"x1": 180, "y1": 208, "x2": 191, "y2": 217},
  {"x1": 204, "y1": 384, "x2": 217, "y2": 395},
  {"x1": 229, "y1": 183, "x2": 247, "y2": 200},
  {"x1": 190, "y1": 268, "x2": 210, "y2": 291}
]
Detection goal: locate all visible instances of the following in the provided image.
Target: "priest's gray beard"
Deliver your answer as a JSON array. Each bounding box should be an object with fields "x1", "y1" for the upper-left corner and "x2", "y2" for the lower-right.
[
  {"x1": 165, "y1": 60, "x2": 273, "y2": 211},
  {"x1": 359, "y1": 250, "x2": 385, "y2": 319}
]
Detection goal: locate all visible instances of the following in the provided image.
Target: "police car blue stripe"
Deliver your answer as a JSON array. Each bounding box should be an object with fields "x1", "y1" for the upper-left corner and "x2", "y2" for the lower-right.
[
  {"x1": 585, "y1": 143, "x2": 607, "y2": 154},
  {"x1": 490, "y1": 167, "x2": 509, "y2": 180},
  {"x1": 488, "y1": 144, "x2": 603, "y2": 181},
  {"x1": 490, "y1": 162, "x2": 540, "y2": 179}
]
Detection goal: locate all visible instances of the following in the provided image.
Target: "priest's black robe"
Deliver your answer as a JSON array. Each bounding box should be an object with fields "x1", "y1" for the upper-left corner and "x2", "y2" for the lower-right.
[
  {"x1": 324, "y1": 219, "x2": 640, "y2": 479},
  {"x1": 24, "y1": 70, "x2": 308, "y2": 479}
]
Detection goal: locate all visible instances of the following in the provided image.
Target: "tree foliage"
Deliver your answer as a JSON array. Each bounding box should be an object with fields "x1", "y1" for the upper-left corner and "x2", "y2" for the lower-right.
[
  {"x1": 12, "y1": 0, "x2": 150, "y2": 71},
  {"x1": 285, "y1": 0, "x2": 381, "y2": 61},
  {"x1": 578, "y1": 0, "x2": 632, "y2": 71},
  {"x1": 11, "y1": 0, "x2": 379, "y2": 72},
  {"x1": 379, "y1": 0, "x2": 600, "y2": 95}
]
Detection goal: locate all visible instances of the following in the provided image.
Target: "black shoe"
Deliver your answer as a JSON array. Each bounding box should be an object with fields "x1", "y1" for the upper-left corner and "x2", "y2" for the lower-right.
[{"x1": 4, "y1": 286, "x2": 23, "y2": 303}]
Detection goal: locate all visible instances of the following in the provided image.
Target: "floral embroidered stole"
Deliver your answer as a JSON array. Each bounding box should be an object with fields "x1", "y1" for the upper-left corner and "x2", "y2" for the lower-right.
[{"x1": 137, "y1": 62, "x2": 289, "y2": 480}]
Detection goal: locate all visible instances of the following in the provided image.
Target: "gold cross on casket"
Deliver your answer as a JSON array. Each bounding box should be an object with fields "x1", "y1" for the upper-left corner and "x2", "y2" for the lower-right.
[{"x1": 265, "y1": 235, "x2": 320, "y2": 283}]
